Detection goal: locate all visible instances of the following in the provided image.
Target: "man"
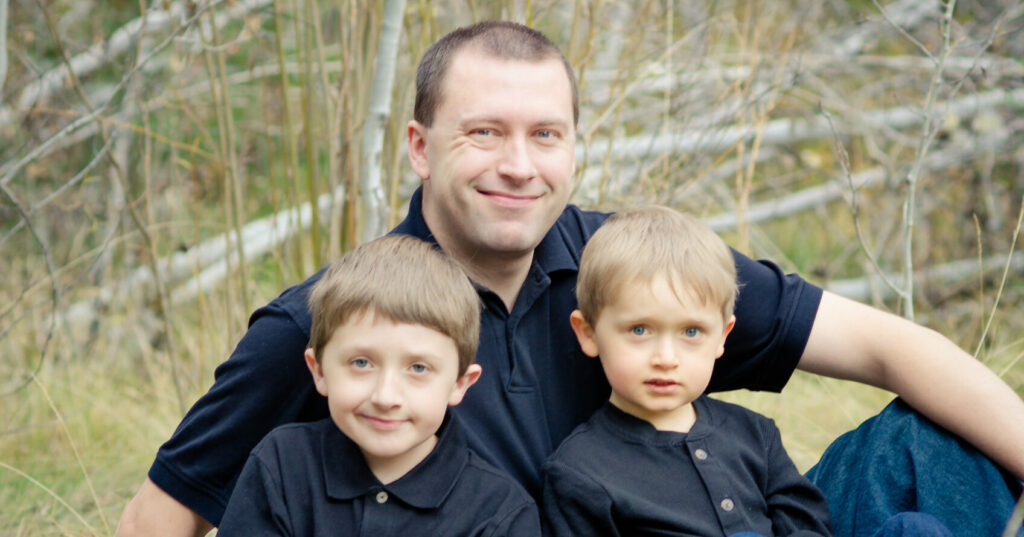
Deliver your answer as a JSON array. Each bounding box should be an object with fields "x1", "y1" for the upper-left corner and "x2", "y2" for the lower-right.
[{"x1": 117, "y1": 21, "x2": 1024, "y2": 537}]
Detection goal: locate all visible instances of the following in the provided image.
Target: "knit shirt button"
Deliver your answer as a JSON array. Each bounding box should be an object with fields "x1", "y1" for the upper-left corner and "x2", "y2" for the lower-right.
[
  {"x1": 694, "y1": 448, "x2": 708, "y2": 460},
  {"x1": 720, "y1": 498, "x2": 734, "y2": 511},
  {"x1": 376, "y1": 491, "x2": 389, "y2": 504}
]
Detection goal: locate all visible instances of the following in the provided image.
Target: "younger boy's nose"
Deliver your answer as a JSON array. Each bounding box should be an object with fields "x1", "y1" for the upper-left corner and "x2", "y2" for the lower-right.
[{"x1": 651, "y1": 338, "x2": 679, "y2": 368}]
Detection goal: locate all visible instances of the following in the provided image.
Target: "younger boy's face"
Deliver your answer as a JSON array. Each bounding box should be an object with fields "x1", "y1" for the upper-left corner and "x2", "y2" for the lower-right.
[
  {"x1": 305, "y1": 312, "x2": 481, "y2": 481},
  {"x1": 570, "y1": 275, "x2": 735, "y2": 432}
]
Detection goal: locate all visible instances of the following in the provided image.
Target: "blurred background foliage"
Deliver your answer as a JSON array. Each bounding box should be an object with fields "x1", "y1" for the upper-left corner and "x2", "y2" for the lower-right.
[{"x1": 1, "y1": 0, "x2": 1022, "y2": 533}]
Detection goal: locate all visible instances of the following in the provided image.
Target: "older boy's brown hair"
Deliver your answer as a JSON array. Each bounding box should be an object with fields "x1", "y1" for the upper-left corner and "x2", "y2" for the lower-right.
[
  {"x1": 576, "y1": 206, "x2": 738, "y2": 324},
  {"x1": 306, "y1": 235, "x2": 480, "y2": 375}
]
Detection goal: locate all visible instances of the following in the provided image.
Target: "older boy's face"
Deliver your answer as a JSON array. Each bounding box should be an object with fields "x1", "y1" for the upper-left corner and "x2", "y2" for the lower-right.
[
  {"x1": 570, "y1": 276, "x2": 735, "y2": 432},
  {"x1": 408, "y1": 47, "x2": 576, "y2": 261},
  {"x1": 305, "y1": 312, "x2": 479, "y2": 480}
]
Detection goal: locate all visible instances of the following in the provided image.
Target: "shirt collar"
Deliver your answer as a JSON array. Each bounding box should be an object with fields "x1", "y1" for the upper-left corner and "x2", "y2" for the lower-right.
[
  {"x1": 322, "y1": 411, "x2": 469, "y2": 509},
  {"x1": 595, "y1": 398, "x2": 716, "y2": 445},
  {"x1": 391, "y1": 186, "x2": 581, "y2": 277}
]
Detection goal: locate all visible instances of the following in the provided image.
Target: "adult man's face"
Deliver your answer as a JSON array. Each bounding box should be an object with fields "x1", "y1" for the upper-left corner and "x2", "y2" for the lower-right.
[{"x1": 408, "y1": 46, "x2": 577, "y2": 263}]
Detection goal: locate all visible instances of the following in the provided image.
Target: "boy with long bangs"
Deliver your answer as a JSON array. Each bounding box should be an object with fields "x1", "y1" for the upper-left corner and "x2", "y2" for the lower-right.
[
  {"x1": 218, "y1": 235, "x2": 540, "y2": 536},
  {"x1": 542, "y1": 206, "x2": 834, "y2": 536}
]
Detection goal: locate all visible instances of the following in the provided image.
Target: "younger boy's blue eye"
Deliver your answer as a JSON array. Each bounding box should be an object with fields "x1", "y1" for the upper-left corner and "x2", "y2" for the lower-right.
[
  {"x1": 684, "y1": 327, "x2": 700, "y2": 338},
  {"x1": 630, "y1": 326, "x2": 648, "y2": 336}
]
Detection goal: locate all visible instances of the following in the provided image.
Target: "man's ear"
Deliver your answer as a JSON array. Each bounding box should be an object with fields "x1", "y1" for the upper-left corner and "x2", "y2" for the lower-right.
[
  {"x1": 715, "y1": 315, "x2": 736, "y2": 359},
  {"x1": 304, "y1": 348, "x2": 329, "y2": 397},
  {"x1": 407, "y1": 120, "x2": 430, "y2": 181},
  {"x1": 448, "y1": 364, "x2": 483, "y2": 406},
  {"x1": 570, "y1": 309, "x2": 599, "y2": 358}
]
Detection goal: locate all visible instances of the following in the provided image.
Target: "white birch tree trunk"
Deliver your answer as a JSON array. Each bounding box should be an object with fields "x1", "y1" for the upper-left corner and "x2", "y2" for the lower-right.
[{"x1": 360, "y1": 0, "x2": 406, "y2": 243}]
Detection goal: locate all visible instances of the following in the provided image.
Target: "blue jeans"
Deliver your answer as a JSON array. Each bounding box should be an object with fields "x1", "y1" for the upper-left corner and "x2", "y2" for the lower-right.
[
  {"x1": 805, "y1": 399, "x2": 1023, "y2": 537},
  {"x1": 730, "y1": 512, "x2": 953, "y2": 537}
]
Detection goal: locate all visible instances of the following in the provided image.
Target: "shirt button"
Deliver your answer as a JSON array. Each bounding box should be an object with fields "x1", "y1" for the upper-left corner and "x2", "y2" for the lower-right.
[
  {"x1": 720, "y1": 498, "x2": 735, "y2": 512},
  {"x1": 694, "y1": 448, "x2": 708, "y2": 460},
  {"x1": 376, "y1": 491, "x2": 389, "y2": 504}
]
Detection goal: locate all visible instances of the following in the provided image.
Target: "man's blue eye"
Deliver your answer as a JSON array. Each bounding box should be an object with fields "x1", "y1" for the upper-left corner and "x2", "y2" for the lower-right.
[
  {"x1": 537, "y1": 130, "x2": 552, "y2": 138},
  {"x1": 474, "y1": 128, "x2": 491, "y2": 136}
]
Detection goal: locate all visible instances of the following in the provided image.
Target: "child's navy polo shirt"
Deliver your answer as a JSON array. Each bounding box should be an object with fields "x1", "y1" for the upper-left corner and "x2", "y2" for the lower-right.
[
  {"x1": 541, "y1": 398, "x2": 832, "y2": 537},
  {"x1": 149, "y1": 188, "x2": 823, "y2": 526},
  {"x1": 218, "y1": 413, "x2": 539, "y2": 536}
]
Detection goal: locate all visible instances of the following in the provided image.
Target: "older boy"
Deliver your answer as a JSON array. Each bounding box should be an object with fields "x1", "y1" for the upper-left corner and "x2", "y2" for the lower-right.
[{"x1": 218, "y1": 235, "x2": 539, "y2": 536}]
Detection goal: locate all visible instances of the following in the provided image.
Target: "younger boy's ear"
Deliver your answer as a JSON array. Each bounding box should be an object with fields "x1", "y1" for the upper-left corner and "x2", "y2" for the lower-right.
[
  {"x1": 715, "y1": 315, "x2": 737, "y2": 360},
  {"x1": 570, "y1": 310, "x2": 599, "y2": 358},
  {"x1": 448, "y1": 364, "x2": 483, "y2": 406},
  {"x1": 304, "y1": 348, "x2": 329, "y2": 397}
]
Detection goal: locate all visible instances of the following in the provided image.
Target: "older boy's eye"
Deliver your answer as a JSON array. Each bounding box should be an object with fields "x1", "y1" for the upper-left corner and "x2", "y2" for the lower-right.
[
  {"x1": 410, "y1": 363, "x2": 430, "y2": 374},
  {"x1": 350, "y1": 358, "x2": 370, "y2": 369},
  {"x1": 630, "y1": 326, "x2": 648, "y2": 336}
]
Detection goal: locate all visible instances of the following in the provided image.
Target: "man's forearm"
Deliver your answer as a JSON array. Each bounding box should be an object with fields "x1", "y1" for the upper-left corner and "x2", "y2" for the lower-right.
[
  {"x1": 799, "y1": 291, "x2": 1024, "y2": 482},
  {"x1": 116, "y1": 478, "x2": 214, "y2": 537}
]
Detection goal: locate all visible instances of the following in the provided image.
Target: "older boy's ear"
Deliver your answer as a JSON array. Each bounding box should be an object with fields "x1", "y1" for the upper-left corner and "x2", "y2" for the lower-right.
[
  {"x1": 715, "y1": 315, "x2": 737, "y2": 359},
  {"x1": 570, "y1": 310, "x2": 599, "y2": 358},
  {"x1": 448, "y1": 364, "x2": 483, "y2": 406},
  {"x1": 407, "y1": 120, "x2": 430, "y2": 181},
  {"x1": 304, "y1": 348, "x2": 329, "y2": 397}
]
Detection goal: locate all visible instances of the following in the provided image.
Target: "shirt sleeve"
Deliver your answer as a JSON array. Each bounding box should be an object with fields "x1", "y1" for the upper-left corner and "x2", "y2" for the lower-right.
[
  {"x1": 708, "y1": 249, "x2": 823, "y2": 393},
  {"x1": 541, "y1": 460, "x2": 620, "y2": 537},
  {"x1": 218, "y1": 451, "x2": 293, "y2": 536},
  {"x1": 488, "y1": 501, "x2": 542, "y2": 537},
  {"x1": 761, "y1": 419, "x2": 833, "y2": 537},
  {"x1": 147, "y1": 287, "x2": 327, "y2": 526}
]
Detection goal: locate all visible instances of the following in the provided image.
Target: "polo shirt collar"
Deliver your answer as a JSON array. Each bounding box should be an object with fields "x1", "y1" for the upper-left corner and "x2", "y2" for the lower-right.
[
  {"x1": 390, "y1": 186, "x2": 581, "y2": 277},
  {"x1": 321, "y1": 411, "x2": 470, "y2": 509}
]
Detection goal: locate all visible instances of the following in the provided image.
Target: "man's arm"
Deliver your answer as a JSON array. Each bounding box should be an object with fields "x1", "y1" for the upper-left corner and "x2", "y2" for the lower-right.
[
  {"x1": 799, "y1": 290, "x2": 1024, "y2": 482},
  {"x1": 116, "y1": 478, "x2": 213, "y2": 537}
]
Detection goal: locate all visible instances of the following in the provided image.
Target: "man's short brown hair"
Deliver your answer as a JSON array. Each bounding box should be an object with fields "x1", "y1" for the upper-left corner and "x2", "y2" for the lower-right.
[
  {"x1": 414, "y1": 21, "x2": 579, "y2": 127},
  {"x1": 576, "y1": 206, "x2": 738, "y2": 324},
  {"x1": 306, "y1": 235, "x2": 480, "y2": 375}
]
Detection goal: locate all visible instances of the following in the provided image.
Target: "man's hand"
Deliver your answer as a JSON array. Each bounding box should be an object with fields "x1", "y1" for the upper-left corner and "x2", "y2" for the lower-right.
[
  {"x1": 799, "y1": 290, "x2": 1024, "y2": 482},
  {"x1": 116, "y1": 478, "x2": 214, "y2": 537}
]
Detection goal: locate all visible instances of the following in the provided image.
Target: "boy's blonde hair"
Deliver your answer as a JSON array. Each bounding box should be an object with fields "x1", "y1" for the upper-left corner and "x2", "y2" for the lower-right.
[
  {"x1": 307, "y1": 235, "x2": 480, "y2": 375},
  {"x1": 576, "y1": 206, "x2": 738, "y2": 324}
]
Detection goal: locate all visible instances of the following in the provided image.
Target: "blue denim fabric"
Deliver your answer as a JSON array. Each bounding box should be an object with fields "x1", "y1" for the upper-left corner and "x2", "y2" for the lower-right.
[
  {"x1": 871, "y1": 513, "x2": 952, "y2": 537},
  {"x1": 806, "y1": 398, "x2": 1023, "y2": 537}
]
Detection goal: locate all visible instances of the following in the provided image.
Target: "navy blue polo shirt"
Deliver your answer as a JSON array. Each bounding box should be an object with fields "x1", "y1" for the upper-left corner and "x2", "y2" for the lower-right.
[
  {"x1": 149, "y1": 188, "x2": 822, "y2": 526},
  {"x1": 542, "y1": 398, "x2": 832, "y2": 537},
  {"x1": 218, "y1": 413, "x2": 539, "y2": 536}
]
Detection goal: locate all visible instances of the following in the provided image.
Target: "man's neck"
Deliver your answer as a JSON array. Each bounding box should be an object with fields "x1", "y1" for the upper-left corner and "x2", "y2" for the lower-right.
[{"x1": 451, "y1": 247, "x2": 533, "y2": 312}]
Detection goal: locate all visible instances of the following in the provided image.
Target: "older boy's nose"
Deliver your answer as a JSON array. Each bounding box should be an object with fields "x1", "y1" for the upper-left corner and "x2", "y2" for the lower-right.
[
  {"x1": 496, "y1": 136, "x2": 536, "y2": 185},
  {"x1": 370, "y1": 371, "x2": 402, "y2": 407}
]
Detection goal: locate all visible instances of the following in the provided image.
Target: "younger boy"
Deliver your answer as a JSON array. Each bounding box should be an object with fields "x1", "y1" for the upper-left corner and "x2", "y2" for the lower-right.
[
  {"x1": 219, "y1": 235, "x2": 540, "y2": 536},
  {"x1": 541, "y1": 206, "x2": 833, "y2": 537}
]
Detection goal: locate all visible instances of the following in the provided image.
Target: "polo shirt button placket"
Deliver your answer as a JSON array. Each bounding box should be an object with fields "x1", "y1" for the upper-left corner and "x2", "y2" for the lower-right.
[{"x1": 376, "y1": 491, "x2": 389, "y2": 504}]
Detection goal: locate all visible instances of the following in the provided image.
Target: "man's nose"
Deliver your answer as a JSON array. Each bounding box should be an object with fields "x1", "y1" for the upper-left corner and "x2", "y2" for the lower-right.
[{"x1": 496, "y1": 136, "x2": 537, "y2": 184}]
